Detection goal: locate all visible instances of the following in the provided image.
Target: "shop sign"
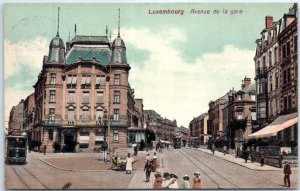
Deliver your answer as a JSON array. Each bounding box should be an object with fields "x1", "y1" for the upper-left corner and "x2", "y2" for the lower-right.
[{"x1": 64, "y1": 121, "x2": 105, "y2": 126}]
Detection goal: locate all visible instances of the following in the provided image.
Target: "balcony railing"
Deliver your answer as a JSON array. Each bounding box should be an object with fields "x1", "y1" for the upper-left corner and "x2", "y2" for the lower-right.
[{"x1": 256, "y1": 67, "x2": 267, "y2": 77}]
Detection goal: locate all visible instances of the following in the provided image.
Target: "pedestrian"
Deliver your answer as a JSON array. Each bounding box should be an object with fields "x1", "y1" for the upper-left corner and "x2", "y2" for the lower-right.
[
  {"x1": 162, "y1": 172, "x2": 176, "y2": 188},
  {"x1": 279, "y1": 152, "x2": 284, "y2": 168},
  {"x1": 159, "y1": 142, "x2": 163, "y2": 153},
  {"x1": 43, "y1": 144, "x2": 47, "y2": 155},
  {"x1": 236, "y1": 146, "x2": 241, "y2": 158},
  {"x1": 182, "y1": 175, "x2": 191, "y2": 189},
  {"x1": 283, "y1": 161, "x2": 292, "y2": 187},
  {"x1": 192, "y1": 172, "x2": 202, "y2": 189},
  {"x1": 101, "y1": 140, "x2": 108, "y2": 163},
  {"x1": 223, "y1": 145, "x2": 227, "y2": 155},
  {"x1": 134, "y1": 145, "x2": 138, "y2": 156},
  {"x1": 126, "y1": 153, "x2": 134, "y2": 174},
  {"x1": 145, "y1": 152, "x2": 151, "y2": 162},
  {"x1": 144, "y1": 160, "x2": 153, "y2": 182},
  {"x1": 166, "y1": 143, "x2": 169, "y2": 149},
  {"x1": 169, "y1": 173, "x2": 179, "y2": 189},
  {"x1": 250, "y1": 147, "x2": 255, "y2": 163},
  {"x1": 211, "y1": 144, "x2": 215, "y2": 155},
  {"x1": 156, "y1": 142, "x2": 159, "y2": 152},
  {"x1": 259, "y1": 149, "x2": 265, "y2": 166},
  {"x1": 152, "y1": 152, "x2": 158, "y2": 172},
  {"x1": 244, "y1": 148, "x2": 249, "y2": 163},
  {"x1": 153, "y1": 172, "x2": 163, "y2": 189}
]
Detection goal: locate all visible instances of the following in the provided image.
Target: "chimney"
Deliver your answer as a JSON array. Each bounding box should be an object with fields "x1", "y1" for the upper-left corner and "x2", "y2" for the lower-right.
[
  {"x1": 241, "y1": 80, "x2": 245, "y2": 90},
  {"x1": 244, "y1": 77, "x2": 251, "y2": 88},
  {"x1": 265, "y1": 16, "x2": 273, "y2": 29}
]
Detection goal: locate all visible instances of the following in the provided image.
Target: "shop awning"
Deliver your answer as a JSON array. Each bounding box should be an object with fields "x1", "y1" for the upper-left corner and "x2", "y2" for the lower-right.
[
  {"x1": 95, "y1": 136, "x2": 104, "y2": 141},
  {"x1": 248, "y1": 112, "x2": 298, "y2": 139},
  {"x1": 79, "y1": 136, "x2": 89, "y2": 144}
]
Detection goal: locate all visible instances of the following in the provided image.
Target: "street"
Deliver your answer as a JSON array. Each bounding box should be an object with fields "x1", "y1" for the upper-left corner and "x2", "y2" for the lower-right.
[{"x1": 5, "y1": 147, "x2": 298, "y2": 189}]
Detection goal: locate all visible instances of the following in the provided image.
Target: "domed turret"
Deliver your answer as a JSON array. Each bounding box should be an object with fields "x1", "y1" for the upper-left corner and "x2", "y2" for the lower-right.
[
  {"x1": 112, "y1": 36, "x2": 125, "y2": 47},
  {"x1": 47, "y1": 7, "x2": 65, "y2": 63},
  {"x1": 48, "y1": 34, "x2": 65, "y2": 63},
  {"x1": 111, "y1": 35, "x2": 127, "y2": 64},
  {"x1": 111, "y1": 9, "x2": 127, "y2": 64}
]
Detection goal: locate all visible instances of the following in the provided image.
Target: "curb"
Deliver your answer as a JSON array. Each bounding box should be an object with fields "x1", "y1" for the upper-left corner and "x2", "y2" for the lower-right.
[
  {"x1": 196, "y1": 148, "x2": 281, "y2": 171},
  {"x1": 39, "y1": 157, "x2": 145, "y2": 172}
]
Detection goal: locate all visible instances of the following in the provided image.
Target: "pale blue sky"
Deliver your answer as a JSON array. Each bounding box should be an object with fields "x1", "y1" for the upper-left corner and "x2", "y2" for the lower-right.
[{"x1": 4, "y1": 3, "x2": 295, "y2": 127}]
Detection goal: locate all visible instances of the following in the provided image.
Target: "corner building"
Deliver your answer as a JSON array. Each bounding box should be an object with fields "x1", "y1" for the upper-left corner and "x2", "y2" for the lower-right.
[{"x1": 33, "y1": 25, "x2": 138, "y2": 151}]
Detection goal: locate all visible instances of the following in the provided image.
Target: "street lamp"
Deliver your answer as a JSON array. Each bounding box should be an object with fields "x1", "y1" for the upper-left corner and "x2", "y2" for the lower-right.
[
  {"x1": 103, "y1": 109, "x2": 108, "y2": 139},
  {"x1": 101, "y1": 109, "x2": 108, "y2": 162}
]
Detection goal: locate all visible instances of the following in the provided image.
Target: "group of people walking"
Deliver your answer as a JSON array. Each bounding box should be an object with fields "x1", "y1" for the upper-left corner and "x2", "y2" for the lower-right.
[{"x1": 153, "y1": 171, "x2": 202, "y2": 189}]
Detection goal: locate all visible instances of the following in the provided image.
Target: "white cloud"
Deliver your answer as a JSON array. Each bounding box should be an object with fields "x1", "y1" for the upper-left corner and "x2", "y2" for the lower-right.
[
  {"x1": 4, "y1": 38, "x2": 48, "y2": 80},
  {"x1": 122, "y1": 27, "x2": 255, "y2": 127},
  {"x1": 4, "y1": 38, "x2": 48, "y2": 122}
]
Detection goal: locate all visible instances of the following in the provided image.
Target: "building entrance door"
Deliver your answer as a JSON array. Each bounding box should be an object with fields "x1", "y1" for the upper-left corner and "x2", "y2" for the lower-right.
[{"x1": 63, "y1": 130, "x2": 76, "y2": 152}]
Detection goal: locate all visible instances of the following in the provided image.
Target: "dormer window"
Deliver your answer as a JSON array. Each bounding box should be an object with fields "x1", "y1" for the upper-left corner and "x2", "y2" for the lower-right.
[
  {"x1": 81, "y1": 75, "x2": 91, "y2": 89},
  {"x1": 67, "y1": 75, "x2": 77, "y2": 89}
]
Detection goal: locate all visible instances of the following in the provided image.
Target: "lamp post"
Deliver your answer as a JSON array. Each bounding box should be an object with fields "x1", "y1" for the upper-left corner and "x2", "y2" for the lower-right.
[{"x1": 102, "y1": 109, "x2": 108, "y2": 162}]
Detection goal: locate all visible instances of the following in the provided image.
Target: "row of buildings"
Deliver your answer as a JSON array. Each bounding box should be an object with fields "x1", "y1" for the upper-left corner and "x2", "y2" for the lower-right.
[
  {"x1": 7, "y1": 10, "x2": 189, "y2": 152},
  {"x1": 189, "y1": 4, "x2": 297, "y2": 150}
]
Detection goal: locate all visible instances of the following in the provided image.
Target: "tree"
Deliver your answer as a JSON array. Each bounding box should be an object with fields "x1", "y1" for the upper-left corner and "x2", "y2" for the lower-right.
[{"x1": 145, "y1": 128, "x2": 156, "y2": 146}]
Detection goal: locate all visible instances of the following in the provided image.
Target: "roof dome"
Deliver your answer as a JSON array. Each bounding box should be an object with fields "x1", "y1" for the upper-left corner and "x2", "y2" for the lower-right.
[
  {"x1": 50, "y1": 34, "x2": 65, "y2": 47},
  {"x1": 48, "y1": 34, "x2": 65, "y2": 63},
  {"x1": 112, "y1": 36, "x2": 125, "y2": 48}
]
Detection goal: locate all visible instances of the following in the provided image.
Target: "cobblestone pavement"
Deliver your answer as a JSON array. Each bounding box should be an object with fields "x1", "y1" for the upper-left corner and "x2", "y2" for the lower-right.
[
  {"x1": 129, "y1": 147, "x2": 298, "y2": 189},
  {"x1": 5, "y1": 147, "x2": 298, "y2": 189},
  {"x1": 41, "y1": 154, "x2": 145, "y2": 171},
  {"x1": 5, "y1": 151, "x2": 137, "y2": 189}
]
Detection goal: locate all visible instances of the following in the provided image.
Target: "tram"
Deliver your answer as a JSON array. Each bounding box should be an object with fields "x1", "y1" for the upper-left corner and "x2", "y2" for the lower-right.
[
  {"x1": 6, "y1": 134, "x2": 27, "y2": 164},
  {"x1": 173, "y1": 137, "x2": 182, "y2": 149}
]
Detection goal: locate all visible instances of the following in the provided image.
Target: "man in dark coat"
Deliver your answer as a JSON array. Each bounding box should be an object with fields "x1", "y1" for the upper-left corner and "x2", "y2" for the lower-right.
[
  {"x1": 283, "y1": 161, "x2": 292, "y2": 187},
  {"x1": 144, "y1": 160, "x2": 153, "y2": 182},
  {"x1": 279, "y1": 152, "x2": 284, "y2": 168},
  {"x1": 259, "y1": 149, "x2": 265, "y2": 166},
  {"x1": 101, "y1": 140, "x2": 108, "y2": 163},
  {"x1": 244, "y1": 148, "x2": 249, "y2": 163}
]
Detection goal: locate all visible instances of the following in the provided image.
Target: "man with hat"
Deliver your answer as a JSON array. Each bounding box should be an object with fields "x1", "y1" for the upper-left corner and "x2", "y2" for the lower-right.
[
  {"x1": 182, "y1": 175, "x2": 191, "y2": 189},
  {"x1": 193, "y1": 172, "x2": 202, "y2": 189},
  {"x1": 283, "y1": 161, "x2": 292, "y2": 187}
]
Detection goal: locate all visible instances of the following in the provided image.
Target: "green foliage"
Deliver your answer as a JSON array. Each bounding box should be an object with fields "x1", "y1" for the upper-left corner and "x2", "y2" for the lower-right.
[
  {"x1": 289, "y1": 140, "x2": 297, "y2": 147},
  {"x1": 145, "y1": 128, "x2": 156, "y2": 145},
  {"x1": 139, "y1": 139, "x2": 145, "y2": 151},
  {"x1": 52, "y1": 141, "x2": 61, "y2": 152},
  {"x1": 277, "y1": 140, "x2": 283, "y2": 147}
]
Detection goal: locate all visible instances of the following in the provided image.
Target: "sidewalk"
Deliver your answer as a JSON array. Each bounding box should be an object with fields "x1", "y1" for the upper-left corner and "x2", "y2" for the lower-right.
[
  {"x1": 195, "y1": 148, "x2": 292, "y2": 171},
  {"x1": 128, "y1": 149, "x2": 164, "y2": 189}
]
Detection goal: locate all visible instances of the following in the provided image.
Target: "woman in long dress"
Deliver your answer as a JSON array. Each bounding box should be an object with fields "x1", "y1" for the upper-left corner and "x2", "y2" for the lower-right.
[
  {"x1": 126, "y1": 153, "x2": 134, "y2": 174},
  {"x1": 192, "y1": 172, "x2": 202, "y2": 189},
  {"x1": 153, "y1": 172, "x2": 163, "y2": 189}
]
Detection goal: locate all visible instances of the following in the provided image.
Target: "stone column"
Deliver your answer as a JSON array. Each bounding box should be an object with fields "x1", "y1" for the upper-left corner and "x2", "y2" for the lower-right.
[{"x1": 89, "y1": 129, "x2": 96, "y2": 151}]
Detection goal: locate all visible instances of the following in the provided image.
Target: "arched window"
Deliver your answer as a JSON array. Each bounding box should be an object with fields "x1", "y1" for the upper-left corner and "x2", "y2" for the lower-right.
[
  {"x1": 96, "y1": 106, "x2": 104, "y2": 121},
  {"x1": 67, "y1": 106, "x2": 75, "y2": 121},
  {"x1": 81, "y1": 106, "x2": 90, "y2": 121}
]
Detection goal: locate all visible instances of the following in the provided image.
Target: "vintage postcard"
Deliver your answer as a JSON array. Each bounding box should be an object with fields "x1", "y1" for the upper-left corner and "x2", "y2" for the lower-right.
[{"x1": 4, "y1": 3, "x2": 298, "y2": 189}]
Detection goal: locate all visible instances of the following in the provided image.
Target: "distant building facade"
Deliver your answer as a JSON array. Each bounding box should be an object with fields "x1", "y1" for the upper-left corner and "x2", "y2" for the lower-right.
[
  {"x1": 8, "y1": 100, "x2": 24, "y2": 134},
  {"x1": 249, "y1": 5, "x2": 297, "y2": 146},
  {"x1": 224, "y1": 78, "x2": 256, "y2": 148},
  {"x1": 23, "y1": 93, "x2": 35, "y2": 138},
  {"x1": 144, "y1": 110, "x2": 178, "y2": 142},
  {"x1": 189, "y1": 113, "x2": 208, "y2": 147}
]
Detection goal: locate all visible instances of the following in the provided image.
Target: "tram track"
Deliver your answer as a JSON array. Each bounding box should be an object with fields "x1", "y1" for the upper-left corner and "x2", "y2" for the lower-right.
[
  {"x1": 9, "y1": 165, "x2": 30, "y2": 189},
  {"x1": 8, "y1": 164, "x2": 49, "y2": 189},
  {"x1": 178, "y1": 149, "x2": 240, "y2": 189}
]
